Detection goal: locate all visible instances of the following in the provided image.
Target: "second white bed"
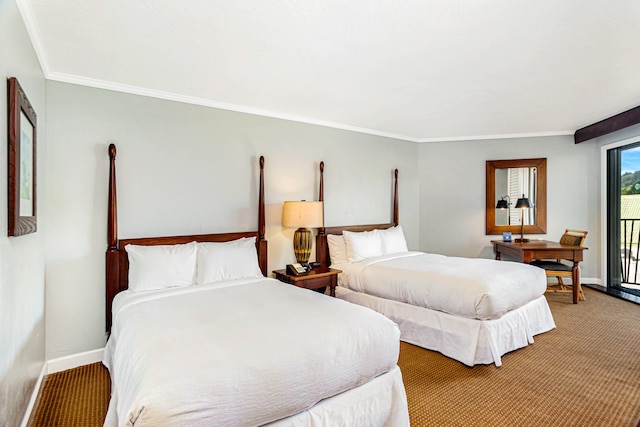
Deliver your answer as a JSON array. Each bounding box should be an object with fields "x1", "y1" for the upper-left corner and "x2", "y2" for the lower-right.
[{"x1": 333, "y1": 251, "x2": 556, "y2": 367}]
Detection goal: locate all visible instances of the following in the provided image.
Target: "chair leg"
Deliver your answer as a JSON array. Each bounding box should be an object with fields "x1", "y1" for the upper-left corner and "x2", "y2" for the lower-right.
[
  {"x1": 578, "y1": 284, "x2": 586, "y2": 301},
  {"x1": 557, "y1": 276, "x2": 567, "y2": 290},
  {"x1": 545, "y1": 275, "x2": 584, "y2": 300}
]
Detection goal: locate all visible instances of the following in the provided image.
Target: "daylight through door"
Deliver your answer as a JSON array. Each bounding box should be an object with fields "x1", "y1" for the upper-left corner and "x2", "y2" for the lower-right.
[{"x1": 608, "y1": 142, "x2": 640, "y2": 296}]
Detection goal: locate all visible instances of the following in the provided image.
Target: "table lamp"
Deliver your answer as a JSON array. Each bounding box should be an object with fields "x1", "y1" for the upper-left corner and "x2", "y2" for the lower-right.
[
  {"x1": 282, "y1": 201, "x2": 324, "y2": 265},
  {"x1": 496, "y1": 195, "x2": 511, "y2": 225},
  {"x1": 514, "y1": 194, "x2": 530, "y2": 243}
]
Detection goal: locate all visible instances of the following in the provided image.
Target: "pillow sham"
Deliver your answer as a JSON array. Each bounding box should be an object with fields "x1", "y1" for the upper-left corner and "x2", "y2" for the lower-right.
[
  {"x1": 327, "y1": 234, "x2": 348, "y2": 266},
  {"x1": 343, "y1": 229, "x2": 383, "y2": 262},
  {"x1": 126, "y1": 241, "x2": 197, "y2": 292},
  {"x1": 379, "y1": 225, "x2": 409, "y2": 254},
  {"x1": 196, "y1": 237, "x2": 263, "y2": 284}
]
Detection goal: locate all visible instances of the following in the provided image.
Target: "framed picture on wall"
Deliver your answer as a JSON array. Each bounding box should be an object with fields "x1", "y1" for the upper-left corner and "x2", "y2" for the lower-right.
[{"x1": 7, "y1": 77, "x2": 37, "y2": 236}]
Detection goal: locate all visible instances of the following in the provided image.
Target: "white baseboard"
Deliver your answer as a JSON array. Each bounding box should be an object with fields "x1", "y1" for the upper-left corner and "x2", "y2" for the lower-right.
[
  {"x1": 20, "y1": 364, "x2": 47, "y2": 427},
  {"x1": 20, "y1": 348, "x2": 105, "y2": 426},
  {"x1": 46, "y1": 348, "x2": 105, "y2": 374},
  {"x1": 581, "y1": 277, "x2": 603, "y2": 287}
]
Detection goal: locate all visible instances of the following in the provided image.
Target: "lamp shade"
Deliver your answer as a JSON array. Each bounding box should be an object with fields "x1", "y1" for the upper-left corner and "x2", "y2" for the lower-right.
[
  {"x1": 515, "y1": 196, "x2": 531, "y2": 209},
  {"x1": 496, "y1": 199, "x2": 509, "y2": 209},
  {"x1": 282, "y1": 201, "x2": 324, "y2": 228}
]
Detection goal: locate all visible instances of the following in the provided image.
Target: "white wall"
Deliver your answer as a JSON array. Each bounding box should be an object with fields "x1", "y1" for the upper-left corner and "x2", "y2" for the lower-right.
[
  {"x1": 419, "y1": 135, "x2": 601, "y2": 278},
  {"x1": 0, "y1": 1, "x2": 47, "y2": 425},
  {"x1": 45, "y1": 81, "x2": 420, "y2": 360}
]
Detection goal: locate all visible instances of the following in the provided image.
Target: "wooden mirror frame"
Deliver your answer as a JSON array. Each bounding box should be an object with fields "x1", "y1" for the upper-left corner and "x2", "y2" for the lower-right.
[{"x1": 485, "y1": 158, "x2": 547, "y2": 235}]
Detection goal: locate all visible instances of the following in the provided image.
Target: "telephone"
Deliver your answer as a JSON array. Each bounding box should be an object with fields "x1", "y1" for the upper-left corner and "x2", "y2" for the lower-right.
[{"x1": 286, "y1": 263, "x2": 308, "y2": 276}]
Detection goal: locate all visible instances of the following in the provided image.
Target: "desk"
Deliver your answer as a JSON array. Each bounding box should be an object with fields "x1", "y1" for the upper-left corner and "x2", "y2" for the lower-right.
[{"x1": 492, "y1": 240, "x2": 588, "y2": 304}]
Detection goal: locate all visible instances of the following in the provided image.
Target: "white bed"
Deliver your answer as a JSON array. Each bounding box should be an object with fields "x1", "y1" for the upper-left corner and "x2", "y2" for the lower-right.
[
  {"x1": 103, "y1": 278, "x2": 408, "y2": 426},
  {"x1": 322, "y1": 227, "x2": 555, "y2": 367}
]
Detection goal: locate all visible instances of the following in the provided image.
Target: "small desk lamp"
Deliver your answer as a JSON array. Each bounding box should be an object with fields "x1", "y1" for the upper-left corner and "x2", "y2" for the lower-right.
[
  {"x1": 496, "y1": 195, "x2": 511, "y2": 225},
  {"x1": 514, "y1": 194, "x2": 531, "y2": 243},
  {"x1": 282, "y1": 201, "x2": 324, "y2": 265}
]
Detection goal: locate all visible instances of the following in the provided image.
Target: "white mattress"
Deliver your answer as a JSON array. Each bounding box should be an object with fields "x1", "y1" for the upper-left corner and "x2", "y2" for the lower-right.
[
  {"x1": 335, "y1": 252, "x2": 548, "y2": 320},
  {"x1": 103, "y1": 278, "x2": 407, "y2": 426}
]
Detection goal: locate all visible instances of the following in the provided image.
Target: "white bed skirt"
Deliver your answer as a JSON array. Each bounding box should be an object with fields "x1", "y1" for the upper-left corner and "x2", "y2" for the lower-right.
[
  {"x1": 104, "y1": 365, "x2": 409, "y2": 427},
  {"x1": 336, "y1": 287, "x2": 556, "y2": 367},
  {"x1": 267, "y1": 365, "x2": 409, "y2": 427}
]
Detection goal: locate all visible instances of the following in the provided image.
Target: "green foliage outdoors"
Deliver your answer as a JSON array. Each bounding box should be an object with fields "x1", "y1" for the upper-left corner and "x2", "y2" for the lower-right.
[{"x1": 621, "y1": 171, "x2": 640, "y2": 194}]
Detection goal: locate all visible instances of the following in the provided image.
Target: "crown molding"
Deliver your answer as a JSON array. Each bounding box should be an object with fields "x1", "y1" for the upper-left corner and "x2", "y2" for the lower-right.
[
  {"x1": 48, "y1": 71, "x2": 577, "y2": 144},
  {"x1": 16, "y1": 0, "x2": 50, "y2": 76},
  {"x1": 417, "y1": 130, "x2": 574, "y2": 143},
  {"x1": 47, "y1": 71, "x2": 424, "y2": 142}
]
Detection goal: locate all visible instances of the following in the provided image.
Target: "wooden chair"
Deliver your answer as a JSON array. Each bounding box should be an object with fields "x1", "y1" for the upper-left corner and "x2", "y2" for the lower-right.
[{"x1": 530, "y1": 229, "x2": 588, "y2": 301}]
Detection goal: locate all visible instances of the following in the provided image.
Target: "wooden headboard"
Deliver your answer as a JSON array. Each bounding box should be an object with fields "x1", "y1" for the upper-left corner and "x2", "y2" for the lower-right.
[
  {"x1": 315, "y1": 162, "x2": 399, "y2": 267},
  {"x1": 105, "y1": 144, "x2": 267, "y2": 331}
]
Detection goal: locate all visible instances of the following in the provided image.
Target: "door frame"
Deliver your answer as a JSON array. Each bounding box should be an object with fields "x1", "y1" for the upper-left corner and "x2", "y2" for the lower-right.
[{"x1": 601, "y1": 136, "x2": 640, "y2": 291}]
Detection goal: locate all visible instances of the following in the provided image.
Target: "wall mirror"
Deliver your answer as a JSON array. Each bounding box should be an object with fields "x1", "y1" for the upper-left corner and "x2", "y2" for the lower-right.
[{"x1": 486, "y1": 158, "x2": 547, "y2": 235}]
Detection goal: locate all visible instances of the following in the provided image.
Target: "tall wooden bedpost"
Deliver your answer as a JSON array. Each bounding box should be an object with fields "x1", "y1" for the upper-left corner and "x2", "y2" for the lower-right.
[
  {"x1": 258, "y1": 156, "x2": 268, "y2": 276},
  {"x1": 393, "y1": 168, "x2": 399, "y2": 226},
  {"x1": 316, "y1": 161, "x2": 327, "y2": 267},
  {"x1": 106, "y1": 144, "x2": 119, "y2": 332}
]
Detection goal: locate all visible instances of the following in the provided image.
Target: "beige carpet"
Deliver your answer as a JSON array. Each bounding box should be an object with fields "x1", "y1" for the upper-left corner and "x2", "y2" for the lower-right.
[
  {"x1": 30, "y1": 288, "x2": 640, "y2": 426},
  {"x1": 400, "y1": 288, "x2": 640, "y2": 426},
  {"x1": 29, "y1": 363, "x2": 110, "y2": 427}
]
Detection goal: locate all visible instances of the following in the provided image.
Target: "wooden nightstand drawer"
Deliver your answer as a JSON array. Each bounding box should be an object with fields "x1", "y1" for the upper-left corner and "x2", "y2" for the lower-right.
[{"x1": 273, "y1": 267, "x2": 341, "y2": 297}]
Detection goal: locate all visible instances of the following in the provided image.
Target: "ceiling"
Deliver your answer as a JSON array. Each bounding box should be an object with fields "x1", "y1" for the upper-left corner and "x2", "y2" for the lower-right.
[{"x1": 17, "y1": 0, "x2": 640, "y2": 142}]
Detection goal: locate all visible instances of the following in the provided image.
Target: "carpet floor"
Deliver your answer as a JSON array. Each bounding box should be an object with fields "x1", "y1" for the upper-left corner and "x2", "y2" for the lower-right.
[{"x1": 30, "y1": 288, "x2": 640, "y2": 426}]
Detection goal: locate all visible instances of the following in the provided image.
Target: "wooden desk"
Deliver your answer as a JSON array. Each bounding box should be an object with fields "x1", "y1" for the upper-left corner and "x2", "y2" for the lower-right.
[{"x1": 492, "y1": 240, "x2": 588, "y2": 304}]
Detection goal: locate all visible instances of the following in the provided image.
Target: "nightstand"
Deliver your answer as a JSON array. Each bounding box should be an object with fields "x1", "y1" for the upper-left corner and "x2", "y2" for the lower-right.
[{"x1": 273, "y1": 267, "x2": 341, "y2": 297}]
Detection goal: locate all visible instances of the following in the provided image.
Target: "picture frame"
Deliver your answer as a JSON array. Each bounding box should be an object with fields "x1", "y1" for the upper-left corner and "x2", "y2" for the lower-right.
[
  {"x1": 7, "y1": 77, "x2": 37, "y2": 236},
  {"x1": 502, "y1": 231, "x2": 512, "y2": 242}
]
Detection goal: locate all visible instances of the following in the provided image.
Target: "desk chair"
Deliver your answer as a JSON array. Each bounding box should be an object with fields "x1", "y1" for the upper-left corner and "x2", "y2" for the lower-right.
[{"x1": 530, "y1": 229, "x2": 588, "y2": 301}]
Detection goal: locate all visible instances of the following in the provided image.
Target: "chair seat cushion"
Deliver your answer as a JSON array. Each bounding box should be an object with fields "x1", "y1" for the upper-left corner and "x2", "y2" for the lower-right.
[{"x1": 530, "y1": 260, "x2": 572, "y2": 272}]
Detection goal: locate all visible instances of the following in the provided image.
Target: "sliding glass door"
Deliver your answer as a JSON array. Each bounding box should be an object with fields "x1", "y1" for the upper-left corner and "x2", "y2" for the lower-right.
[{"x1": 607, "y1": 142, "x2": 640, "y2": 296}]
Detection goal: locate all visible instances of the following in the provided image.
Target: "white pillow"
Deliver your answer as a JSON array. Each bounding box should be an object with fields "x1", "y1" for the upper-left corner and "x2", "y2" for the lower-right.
[
  {"x1": 379, "y1": 225, "x2": 409, "y2": 254},
  {"x1": 196, "y1": 237, "x2": 263, "y2": 284},
  {"x1": 126, "y1": 241, "x2": 197, "y2": 292},
  {"x1": 343, "y1": 230, "x2": 383, "y2": 262},
  {"x1": 327, "y1": 234, "x2": 348, "y2": 266}
]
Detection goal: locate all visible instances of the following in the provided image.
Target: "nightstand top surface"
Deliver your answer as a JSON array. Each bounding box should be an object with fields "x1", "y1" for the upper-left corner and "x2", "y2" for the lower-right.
[{"x1": 273, "y1": 267, "x2": 341, "y2": 282}]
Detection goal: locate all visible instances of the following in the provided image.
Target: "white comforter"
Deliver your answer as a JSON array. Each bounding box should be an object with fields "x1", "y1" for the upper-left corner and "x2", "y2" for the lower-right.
[
  {"x1": 103, "y1": 278, "x2": 401, "y2": 427},
  {"x1": 335, "y1": 252, "x2": 547, "y2": 320}
]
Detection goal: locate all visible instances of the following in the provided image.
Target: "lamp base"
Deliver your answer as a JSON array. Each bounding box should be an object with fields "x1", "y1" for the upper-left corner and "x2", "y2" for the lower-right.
[
  {"x1": 293, "y1": 227, "x2": 312, "y2": 265},
  {"x1": 514, "y1": 238, "x2": 530, "y2": 243}
]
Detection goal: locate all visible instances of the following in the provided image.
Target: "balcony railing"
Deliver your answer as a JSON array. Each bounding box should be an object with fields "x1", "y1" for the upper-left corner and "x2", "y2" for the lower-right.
[{"x1": 621, "y1": 219, "x2": 640, "y2": 285}]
